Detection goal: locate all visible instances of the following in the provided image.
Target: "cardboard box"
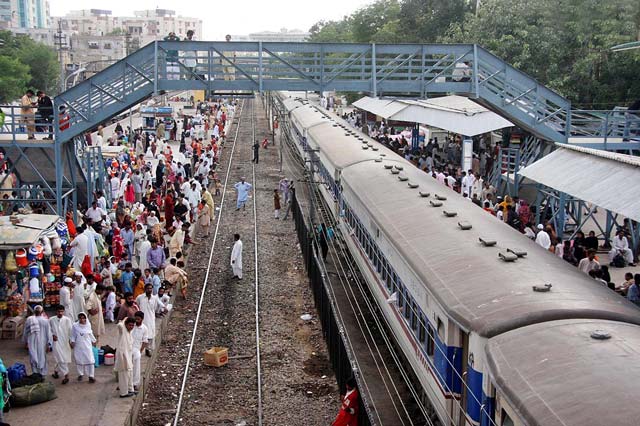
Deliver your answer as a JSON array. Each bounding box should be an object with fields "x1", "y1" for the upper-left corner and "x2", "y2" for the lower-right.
[
  {"x1": 1, "y1": 316, "x2": 24, "y2": 339},
  {"x1": 2, "y1": 315, "x2": 24, "y2": 331},
  {"x1": 204, "y1": 347, "x2": 228, "y2": 367}
]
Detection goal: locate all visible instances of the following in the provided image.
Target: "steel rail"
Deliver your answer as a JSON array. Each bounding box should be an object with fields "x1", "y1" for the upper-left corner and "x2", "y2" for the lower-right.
[
  {"x1": 172, "y1": 99, "x2": 246, "y2": 426},
  {"x1": 251, "y1": 98, "x2": 264, "y2": 425}
]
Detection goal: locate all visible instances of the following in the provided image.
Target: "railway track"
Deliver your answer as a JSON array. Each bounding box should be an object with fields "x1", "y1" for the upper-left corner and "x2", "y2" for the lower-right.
[
  {"x1": 140, "y1": 96, "x2": 335, "y2": 426},
  {"x1": 171, "y1": 97, "x2": 263, "y2": 425}
]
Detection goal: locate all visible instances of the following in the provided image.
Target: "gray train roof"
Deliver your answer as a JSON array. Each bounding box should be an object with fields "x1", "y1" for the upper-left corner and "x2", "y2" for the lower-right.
[
  {"x1": 340, "y1": 161, "x2": 640, "y2": 337},
  {"x1": 486, "y1": 319, "x2": 640, "y2": 426},
  {"x1": 307, "y1": 124, "x2": 401, "y2": 170},
  {"x1": 286, "y1": 101, "x2": 402, "y2": 170}
]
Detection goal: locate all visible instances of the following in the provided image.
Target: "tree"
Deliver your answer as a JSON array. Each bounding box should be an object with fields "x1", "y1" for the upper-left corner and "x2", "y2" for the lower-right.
[
  {"x1": 309, "y1": 19, "x2": 353, "y2": 43},
  {"x1": 350, "y1": 0, "x2": 401, "y2": 43},
  {"x1": 442, "y1": 0, "x2": 640, "y2": 106},
  {"x1": 398, "y1": 0, "x2": 471, "y2": 43},
  {"x1": 0, "y1": 56, "x2": 30, "y2": 103},
  {"x1": 0, "y1": 31, "x2": 60, "y2": 95},
  {"x1": 17, "y1": 42, "x2": 59, "y2": 94}
]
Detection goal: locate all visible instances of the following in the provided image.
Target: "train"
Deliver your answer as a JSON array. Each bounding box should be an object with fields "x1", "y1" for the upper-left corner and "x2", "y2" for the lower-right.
[{"x1": 276, "y1": 92, "x2": 640, "y2": 426}]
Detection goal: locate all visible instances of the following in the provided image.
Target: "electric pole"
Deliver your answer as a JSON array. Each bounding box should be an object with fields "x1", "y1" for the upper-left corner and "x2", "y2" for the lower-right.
[{"x1": 54, "y1": 21, "x2": 68, "y2": 94}]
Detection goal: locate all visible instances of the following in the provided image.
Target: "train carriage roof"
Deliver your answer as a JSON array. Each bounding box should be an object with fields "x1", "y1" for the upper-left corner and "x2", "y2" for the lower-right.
[
  {"x1": 485, "y1": 319, "x2": 640, "y2": 426},
  {"x1": 340, "y1": 160, "x2": 640, "y2": 337}
]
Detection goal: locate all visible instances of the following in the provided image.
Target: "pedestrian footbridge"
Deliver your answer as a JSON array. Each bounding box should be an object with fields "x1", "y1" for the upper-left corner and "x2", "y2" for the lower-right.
[{"x1": 0, "y1": 41, "x2": 638, "y2": 214}]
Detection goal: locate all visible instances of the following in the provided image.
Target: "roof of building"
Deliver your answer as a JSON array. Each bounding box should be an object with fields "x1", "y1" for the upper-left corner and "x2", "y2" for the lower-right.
[
  {"x1": 352, "y1": 95, "x2": 513, "y2": 136},
  {"x1": 519, "y1": 143, "x2": 640, "y2": 222},
  {"x1": 486, "y1": 319, "x2": 640, "y2": 426}
]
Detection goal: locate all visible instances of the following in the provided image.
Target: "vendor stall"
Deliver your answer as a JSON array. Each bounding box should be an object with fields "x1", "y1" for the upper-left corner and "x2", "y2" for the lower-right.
[{"x1": 0, "y1": 214, "x2": 68, "y2": 338}]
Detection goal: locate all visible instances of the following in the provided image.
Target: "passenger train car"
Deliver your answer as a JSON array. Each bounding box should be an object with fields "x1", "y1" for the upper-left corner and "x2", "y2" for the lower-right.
[{"x1": 278, "y1": 92, "x2": 640, "y2": 426}]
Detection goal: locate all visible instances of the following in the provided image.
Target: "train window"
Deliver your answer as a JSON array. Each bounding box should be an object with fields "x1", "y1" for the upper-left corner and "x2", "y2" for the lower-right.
[
  {"x1": 426, "y1": 325, "x2": 435, "y2": 356},
  {"x1": 437, "y1": 317, "x2": 445, "y2": 341},
  {"x1": 376, "y1": 249, "x2": 383, "y2": 273},
  {"x1": 404, "y1": 293, "x2": 412, "y2": 320},
  {"x1": 418, "y1": 317, "x2": 426, "y2": 342},
  {"x1": 410, "y1": 303, "x2": 418, "y2": 330},
  {"x1": 398, "y1": 287, "x2": 404, "y2": 309},
  {"x1": 501, "y1": 410, "x2": 514, "y2": 426}
]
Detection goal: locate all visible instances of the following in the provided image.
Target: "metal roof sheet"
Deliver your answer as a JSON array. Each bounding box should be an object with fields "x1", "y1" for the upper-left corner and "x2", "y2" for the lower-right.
[
  {"x1": 519, "y1": 143, "x2": 640, "y2": 222},
  {"x1": 486, "y1": 319, "x2": 640, "y2": 426},
  {"x1": 352, "y1": 95, "x2": 513, "y2": 136}
]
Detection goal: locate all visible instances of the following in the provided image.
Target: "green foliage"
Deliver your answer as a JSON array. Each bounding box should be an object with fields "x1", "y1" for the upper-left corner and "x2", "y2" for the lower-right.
[
  {"x1": 0, "y1": 30, "x2": 59, "y2": 100},
  {"x1": 398, "y1": 0, "x2": 471, "y2": 43},
  {"x1": 442, "y1": 0, "x2": 640, "y2": 106},
  {"x1": 308, "y1": 0, "x2": 640, "y2": 107},
  {"x1": 0, "y1": 55, "x2": 30, "y2": 103}
]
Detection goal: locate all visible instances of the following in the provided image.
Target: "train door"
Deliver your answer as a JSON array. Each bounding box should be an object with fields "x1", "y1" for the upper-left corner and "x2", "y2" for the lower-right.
[{"x1": 456, "y1": 332, "x2": 470, "y2": 426}]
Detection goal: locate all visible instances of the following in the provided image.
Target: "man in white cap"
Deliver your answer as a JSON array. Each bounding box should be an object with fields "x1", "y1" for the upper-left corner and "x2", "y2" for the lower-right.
[
  {"x1": 24, "y1": 305, "x2": 51, "y2": 375},
  {"x1": 50, "y1": 305, "x2": 73, "y2": 384},
  {"x1": 61, "y1": 277, "x2": 75, "y2": 321},
  {"x1": 72, "y1": 272, "x2": 87, "y2": 319},
  {"x1": 535, "y1": 224, "x2": 551, "y2": 250}
]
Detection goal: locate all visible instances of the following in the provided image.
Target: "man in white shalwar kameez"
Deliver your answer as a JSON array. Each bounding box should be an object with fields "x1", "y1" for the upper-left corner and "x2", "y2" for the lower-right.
[
  {"x1": 50, "y1": 305, "x2": 73, "y2": 384},
  {"x1": 115, "y1": 318, "x2": 136, "y2": 398},
  {"x1": 70, "y1": 312, "x2": 96, "y2": 382},
  {"x1": 60, "y1": 277, "x2": 75, "y2": 321},
  {"x1": 138, "y1": 236, "x2": 151, "y2": 272},
  {"x1": 135, "y1": 283, "x2": 165, "y2": 354},
  {"x1": 132, "y1": 311, "x2": 149, "y2": 390},
  {"x1": 231, "y1": 233, "x2": 243, "y2": 279},
  {"x1": 72, "y1": 272, "x2": 86, "y2": 319},
  {"x1": 24, "y1": 305, "x2": 51, "y2": 375},
  {"x1": 70, "y1": 227, "x2": 90, "y2": 270}
]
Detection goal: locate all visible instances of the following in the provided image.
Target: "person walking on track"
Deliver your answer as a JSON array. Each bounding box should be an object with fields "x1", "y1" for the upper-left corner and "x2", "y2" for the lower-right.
[
  {"x1": 274, "y1": 189, "x2": 281, "y2": 219},
  {"x1": 252, "y1": 140, "x2": 260, "y2": 164},
  {"x1": 230, "y1": 233, "x2": 243, "y2": 280},
  {"x1": 234, "y1": 177, "x2": 252, "y2": 211}
]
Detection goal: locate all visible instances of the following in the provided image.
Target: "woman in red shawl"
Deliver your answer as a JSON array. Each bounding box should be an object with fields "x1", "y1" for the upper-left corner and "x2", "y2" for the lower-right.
[
  {"x1": 124, "y1": 181, "x2": 135, "y2": 207},
  {"x1": 164, "y1": 190, "x2": 175, "y2": 230},
  {"x1": 112, "y1": 227, "x2": 125, "y2": 262}
]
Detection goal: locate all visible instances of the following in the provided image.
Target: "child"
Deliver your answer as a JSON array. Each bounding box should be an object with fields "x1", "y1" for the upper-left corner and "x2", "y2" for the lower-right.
[
  {"x1": 121, "y1": 262, "x2": 134, "y2": 294},
  {"x1": 273, "y1": 189, "x2": 280, "y2": 219},
  {"x1": 215, "y1": 178, "x2": 222, "y2": 196}
]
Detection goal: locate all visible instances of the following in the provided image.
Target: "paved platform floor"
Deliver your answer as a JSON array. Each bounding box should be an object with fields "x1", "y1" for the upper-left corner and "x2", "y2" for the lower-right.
[{"x1": 1, "y1": 319, "x2": 150, "y2": 426}]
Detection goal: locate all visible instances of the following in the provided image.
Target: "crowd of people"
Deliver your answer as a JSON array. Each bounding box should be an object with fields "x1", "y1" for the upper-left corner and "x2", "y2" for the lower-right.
[
  {"x1": 341, "y1": 113, "x2": 639, "y2": 300},
  {"x1": 13, "y1": 96, "x2": 239, "y2": 409}
]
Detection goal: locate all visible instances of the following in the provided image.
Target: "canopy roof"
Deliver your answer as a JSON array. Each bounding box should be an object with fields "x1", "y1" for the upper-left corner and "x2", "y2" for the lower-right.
[
  {"x1": 352, "y1": 95, "x2": 513, "y2": 136},
  {"x1": 519, "y1": 143, "x2": 640, "y2": 223},
  {"x1": 0, "y1": 214, "x2": 60, "y2": 250}
]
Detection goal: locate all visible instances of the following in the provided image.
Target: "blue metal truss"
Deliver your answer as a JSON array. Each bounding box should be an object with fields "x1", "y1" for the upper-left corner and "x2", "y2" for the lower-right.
[{"x1": 0, "y1": 41, "x2": 636, "y2": 217}]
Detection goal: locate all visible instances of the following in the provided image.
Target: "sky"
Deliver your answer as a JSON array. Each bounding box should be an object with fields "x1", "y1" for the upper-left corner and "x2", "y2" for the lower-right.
[{"x1": 49, "y1": 0, "x2": 373, "y2": 40}]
